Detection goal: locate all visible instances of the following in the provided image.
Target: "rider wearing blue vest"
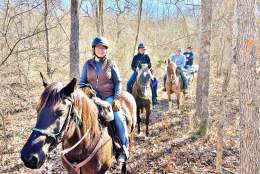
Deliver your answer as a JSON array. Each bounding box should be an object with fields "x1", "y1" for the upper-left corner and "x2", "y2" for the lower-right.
[{"x1": 127, "y1": 43, "x2": 158, "y2": 105}]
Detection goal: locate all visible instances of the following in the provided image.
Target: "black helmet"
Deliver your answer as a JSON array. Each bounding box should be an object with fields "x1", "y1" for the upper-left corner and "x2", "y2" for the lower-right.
[
  {"x1": 92, "y1": 36, "x2": 109, "y2": 48},
  {"x1": 138, "y1": 43, "x2": 146, "y2": 49}
]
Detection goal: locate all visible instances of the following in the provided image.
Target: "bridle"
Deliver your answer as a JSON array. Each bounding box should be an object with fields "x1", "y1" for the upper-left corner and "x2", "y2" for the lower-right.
[{"x1": 32, "y1": 96, "x2": 80, "y2": 150}]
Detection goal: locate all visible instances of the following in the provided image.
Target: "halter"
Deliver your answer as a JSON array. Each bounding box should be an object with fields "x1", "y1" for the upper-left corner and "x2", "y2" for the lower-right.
[{"x1": 32, "y1": 97, "x2": 77, "y2": 149}]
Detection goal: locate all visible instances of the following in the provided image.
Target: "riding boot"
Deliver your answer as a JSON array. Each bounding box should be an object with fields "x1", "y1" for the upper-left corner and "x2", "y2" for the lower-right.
[{"x1": 163, "y1": 74, "x2": 167, "y2": 91}]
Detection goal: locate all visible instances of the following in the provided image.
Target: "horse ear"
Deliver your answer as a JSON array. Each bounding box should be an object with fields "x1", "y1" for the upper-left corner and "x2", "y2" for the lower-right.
[
  {"x1": 62, "y1": 78, "x2": 77, "y2": 96},
  {"x1": 40, "y1": 72, "x2": 49, "y2": 88}
]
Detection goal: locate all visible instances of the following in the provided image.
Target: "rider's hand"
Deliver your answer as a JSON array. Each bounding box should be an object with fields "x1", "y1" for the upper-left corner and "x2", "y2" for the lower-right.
[
  {"x1": 82, "y1": 86, "x2": 96, "y2": 98},
  {"x1": 112, "y1": 98, "x2": 120, "y2": 112}
]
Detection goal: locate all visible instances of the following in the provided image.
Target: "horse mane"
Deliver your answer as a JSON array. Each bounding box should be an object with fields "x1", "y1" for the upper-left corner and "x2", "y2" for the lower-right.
[
  {"x1": 72, "y1": 89, "x2": 100, "y2": 143},
  {"x1": 36, "y1": 82, "x2": 63, "y2": 113},
  {"x1": 167, "y1": 62, "x2": 177, "y2": 75}
]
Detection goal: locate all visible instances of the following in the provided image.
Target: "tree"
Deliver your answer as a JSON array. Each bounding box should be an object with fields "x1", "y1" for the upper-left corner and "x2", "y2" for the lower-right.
[
  {"x1": 70, "y1": 0, "x2": 80, "y2": 79},
  {"x1": 44, "y1": 0, "x2": 51, "y2": 78},
  {"x1": 132, "y1": 0, "x2": 143, "y2": 57},
  {"x1": 193, "y1": 0, "x2": 213, "y2": 136},
  {"x1": 95, "y1": 0, "x2": 104, "y2": 36},
  {"x1": 216, "y1": 0, "x2": 235, "y2": 173},
  {"x1": 236, "y1": 0, "x2": 260, "y2": 173}
]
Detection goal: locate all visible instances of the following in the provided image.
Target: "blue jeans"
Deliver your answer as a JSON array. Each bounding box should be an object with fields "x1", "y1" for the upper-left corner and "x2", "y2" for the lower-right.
[
  {"x1": 105, "y1": 96, "x2": 129, "y2": 149},
  {"x1": 178, "y1": 68, "x2": 188, "y2": 89},
  {"x1": 151, "y1": 79, "x2": 158, "y2": 99},
  {"x1": 127, "y1": 72, "x2": 137, "y2": 93}
]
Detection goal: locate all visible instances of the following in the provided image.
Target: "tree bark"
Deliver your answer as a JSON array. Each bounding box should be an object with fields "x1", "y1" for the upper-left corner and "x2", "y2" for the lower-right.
[
  {"x1": 132, "y1": 0, "x2": 143, "y2": 57},
  {"x1": 216, "y1": 2, "x2": 235, "y2": 173},
  {"x1": 44, "y1": 0, "x2": 51, "y2": 78},
  {"x1": 95, "y1": 0, "x2": 104, "y2": 36},
  {"x1": 70, "y1": 0, "x2": 80, "y2": 79},
  {"x1": 236, "y1": 0, "x2": 260, "y2": 173},
  {"x1": 194, "y1": 0, "x2": 213, "y2": 136}
]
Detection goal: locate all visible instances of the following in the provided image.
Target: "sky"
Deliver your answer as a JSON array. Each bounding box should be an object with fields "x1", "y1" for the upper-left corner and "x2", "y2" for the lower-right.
[{"x1": 61, "y1": 0, "x2": 201, "y2": 19}]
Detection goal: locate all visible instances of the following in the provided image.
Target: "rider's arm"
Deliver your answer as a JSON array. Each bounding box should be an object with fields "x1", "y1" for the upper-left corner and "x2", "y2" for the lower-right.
[
  {"x1": 146, "y1": 55, "x2": 152, "y2": 68},
  {"x1": 79, "y1": 62, "x2": 89, "y2": 87},
  {"x1": 179, "y1": 55, "x2": 186, "y2": 70},
  {"x1": 111, "y1": 63, "x2": 122, "y2": 98},
  {"x1": 131, "y1": 56, "x2": 137, "y2": 71}
]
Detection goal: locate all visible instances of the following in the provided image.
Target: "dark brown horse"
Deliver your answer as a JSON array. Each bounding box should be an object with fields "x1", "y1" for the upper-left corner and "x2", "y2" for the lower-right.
[
  {"x1": 132, "y1": 64, "x2": 154, "y2": 136},
  {"x1": 166, "y1": 62, "x2": 184, "y2": 111},
  {"x1": 20, "y1": 75, "x2": 136, "y2": 174}
]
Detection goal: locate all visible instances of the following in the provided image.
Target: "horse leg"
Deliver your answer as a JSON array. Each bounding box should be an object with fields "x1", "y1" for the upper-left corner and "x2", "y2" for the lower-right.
[
  {"x1": 137, "y1": 108, "x2": 141, "y2": 134},
  {"x1": 145, "y1": 107, "x2": 150, "y2": 137},
  {"x1": 176, "y1": 93, "x2": 181, "y2": 115},
  {"x1": 176, "y1": 93, "x2": 180, "y2": 109},
  {"x1": 167, "y1": 93, "x2": 172, "y2": 111}
]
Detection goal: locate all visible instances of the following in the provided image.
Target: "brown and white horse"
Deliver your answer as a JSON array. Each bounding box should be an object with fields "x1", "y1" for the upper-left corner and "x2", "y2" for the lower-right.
[{"x1": 166, "y1": 62, "x2": 184, "y2": 111}]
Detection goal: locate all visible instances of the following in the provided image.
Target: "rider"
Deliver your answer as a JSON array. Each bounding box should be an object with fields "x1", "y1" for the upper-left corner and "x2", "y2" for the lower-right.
[
  {"x1": 183, "y1": 46, "x2": 194, "y2": 69},
  {"x1": 163, "y1": 48, "x2": 188, "y2": 94},
  {"x1": 80, "y1": 36, "x2": 129, "y2": 162},
  {"x1": 126, "y1": 43, "x2": 158, "y2": 105}
]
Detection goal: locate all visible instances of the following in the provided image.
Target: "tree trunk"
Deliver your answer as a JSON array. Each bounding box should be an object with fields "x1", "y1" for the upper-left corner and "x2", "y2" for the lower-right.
[
  {"x1": 193, "y1": 0, "x2": 213, "y2": 136},
  {"x1": 95, "y1": 0, "x2": 104, "y2": 36},
  {"x1": 99, "y1": 0, "x2": 104, "y2": 36},
  {"x1": 44, "y1": 0, "x2": 51, "y2": 78},
  {"x1": 132, "y1": 0, "x2": 143, "y2": 57},
  {"x1": 216, "y1": 2, "x2": 235, "y2": 173},
  {"x1": 236, "y1": 0, "x2": 260, "y2": 173},
  {"x1": 70, "y1": 0, "x2": 80, "y2": 79}
]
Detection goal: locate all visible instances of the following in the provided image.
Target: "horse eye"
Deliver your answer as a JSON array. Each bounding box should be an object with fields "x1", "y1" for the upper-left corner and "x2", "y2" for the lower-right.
[{"x1": 56, "y1": 110, "x2": 64, "y2": 117}]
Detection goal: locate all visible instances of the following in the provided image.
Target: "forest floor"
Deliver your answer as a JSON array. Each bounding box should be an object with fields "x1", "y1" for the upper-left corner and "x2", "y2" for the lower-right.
[{"x1": 0, "y1": 74, "x2": 240, "y2": 174}]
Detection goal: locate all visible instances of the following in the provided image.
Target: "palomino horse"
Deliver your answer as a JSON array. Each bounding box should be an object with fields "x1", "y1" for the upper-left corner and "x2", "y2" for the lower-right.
[
  {"x1": 132, "y1": 64, "x2": 154, "y2": 136},
  {"x1": 20, "y1": 75, "x2": 136, "y2": 174},
  {"x1": 166, "y1": 62, "x2": 184, "y2": 111}
]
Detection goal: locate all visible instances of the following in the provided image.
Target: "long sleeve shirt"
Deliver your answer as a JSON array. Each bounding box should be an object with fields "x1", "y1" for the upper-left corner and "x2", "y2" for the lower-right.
[
  {"x1": 131, "y1": 53, "x2": 151, "y2": 71},
  {"x1": 169, "y1": 54, "x2": 186, "y2": 69}
]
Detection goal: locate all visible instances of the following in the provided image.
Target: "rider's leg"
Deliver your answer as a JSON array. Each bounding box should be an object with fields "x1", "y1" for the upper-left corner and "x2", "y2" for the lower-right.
[
  {"x1": 151, "y1": 79, "x2": 158, "y2": 105},
  {"x1": 178, "y1": 68, "x2": 188, "y2": 91},
  {"x1": 163, "y1": 74, "x2": 167, "y2": 91},
  {"x1": 105, "y1": 96, "x2": 129, "y2": 160},
  {"x1": 126, "y1": 72, "x2": 137, "y2": 93}
]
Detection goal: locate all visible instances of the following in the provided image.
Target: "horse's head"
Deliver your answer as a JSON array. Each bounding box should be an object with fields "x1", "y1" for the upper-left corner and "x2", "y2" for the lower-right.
[
  {"x1": 136, "y1": 64, "x2": 154, "y2": 97},
  {"x1": 20, "y1": 73, "x2": 78, "y2": 169},
  {"x1": 167, "y1": 62, "x2": 178, "y2": 84}
]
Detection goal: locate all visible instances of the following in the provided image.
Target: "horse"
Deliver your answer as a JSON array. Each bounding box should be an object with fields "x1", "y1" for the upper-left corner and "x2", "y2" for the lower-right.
[
  {"x1": 132, "y1": 64, "x2": 154, "y2": 136},
  {"x1": 20, "y1": 74, "x2": 136, "y2": 174},
  {"x1": 166, "y1": 62, "x2": 184, "y2": 111}
]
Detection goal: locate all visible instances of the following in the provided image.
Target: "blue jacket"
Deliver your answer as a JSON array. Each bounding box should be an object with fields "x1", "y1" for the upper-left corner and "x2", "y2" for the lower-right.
[
  {"x1": 183, "y1": 51, "x2": 194, "y2": 66},
  {"x1": 131, "y1": 53, "x2": 151, "y2": 71}
]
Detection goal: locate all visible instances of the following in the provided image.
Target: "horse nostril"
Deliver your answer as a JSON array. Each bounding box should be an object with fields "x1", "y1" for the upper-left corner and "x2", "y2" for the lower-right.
[{"x1": 30, "y1": 155, "x2": 39, "y2": 167}]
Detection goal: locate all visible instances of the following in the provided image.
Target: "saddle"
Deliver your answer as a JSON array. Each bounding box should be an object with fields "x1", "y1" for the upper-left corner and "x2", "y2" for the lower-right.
[{"x1": 80, "y1": 85, "x2": 127, "y2": 154}]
